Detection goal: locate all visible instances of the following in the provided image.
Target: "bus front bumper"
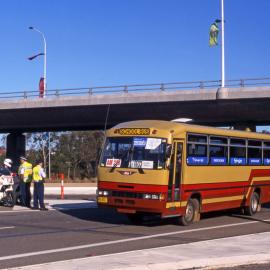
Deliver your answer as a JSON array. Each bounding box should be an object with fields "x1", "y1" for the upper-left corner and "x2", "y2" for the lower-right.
[{"x1": 97, "y1": 195, "x2": 165, "y2": 214}]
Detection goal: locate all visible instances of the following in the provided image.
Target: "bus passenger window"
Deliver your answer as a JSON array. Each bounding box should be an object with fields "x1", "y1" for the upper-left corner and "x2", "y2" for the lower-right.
[
  {"x1": 187, "y1": 133, "x2": 208, "y2": 165},
  {"x1": 187, "y1": 143, "x2": 208, "y2": 165},
  {"x1": 209, "y1": 145, "x2": 228, "y2": 165},
  {"x1": 263, "y1": 141, "x2": 270, "y2": 165},
  {"x1": 248, "y1": 140, "x2": 262, "y2": 165},
  {"x1": 230, "y1": 138, "x2": 246, "y2": 165},
  {"x1": 188, "y1": 134, "x2": 207, "y2": 143}
]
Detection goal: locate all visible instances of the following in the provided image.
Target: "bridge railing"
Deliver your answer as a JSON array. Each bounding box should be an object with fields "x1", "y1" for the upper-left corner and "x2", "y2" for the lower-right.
[{"x1": 2, "y1": 77, "x2": 270, "y2": 100}]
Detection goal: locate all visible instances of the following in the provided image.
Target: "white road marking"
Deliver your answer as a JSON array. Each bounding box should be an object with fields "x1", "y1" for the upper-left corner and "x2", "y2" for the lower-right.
[
  {"x1": 0, "y1": 226, "x2": 15, "y2": 230},
  {"x1": 0, "y1": 218, "x2": 269, "y2": 261}
]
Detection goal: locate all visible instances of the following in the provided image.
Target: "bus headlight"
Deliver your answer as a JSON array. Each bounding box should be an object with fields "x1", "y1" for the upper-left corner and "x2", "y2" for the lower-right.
[
  {"x1": 143, "y1": 194, "x2": 152, "y2": 199},
  {"x1": 97, "y1": 190, "x2": 110, "y2": 196}
]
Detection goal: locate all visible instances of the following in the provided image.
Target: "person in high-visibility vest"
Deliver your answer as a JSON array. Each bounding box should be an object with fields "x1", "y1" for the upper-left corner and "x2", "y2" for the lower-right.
[
  {"x1": 32, "y1": 160, "x2": 48, "y2": 210},
  {"x1": 18, "y1": 156, "x2": 33, "y2": 207}
]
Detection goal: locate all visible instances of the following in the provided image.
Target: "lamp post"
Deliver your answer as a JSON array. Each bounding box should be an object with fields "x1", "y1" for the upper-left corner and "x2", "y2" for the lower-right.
[
  {"x1": 220, "y1": 0, "x2": 225, "y2": 88},
  {"x1": 29, "y1": 26, "x2": 50, "y2": 179},
  {"x1": 29, "y1": 26, "x2": 47, "y2": 96}
]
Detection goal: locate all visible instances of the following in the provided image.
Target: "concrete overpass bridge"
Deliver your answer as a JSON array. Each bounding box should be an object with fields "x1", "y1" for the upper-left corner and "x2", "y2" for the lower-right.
[{"x1": 2, "y1": 77, "x2": 270, "y2": 162}]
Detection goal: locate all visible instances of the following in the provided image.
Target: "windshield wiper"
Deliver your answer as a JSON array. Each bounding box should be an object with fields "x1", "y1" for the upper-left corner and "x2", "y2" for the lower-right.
[
  {"x1": 137, "y1": 166, "x2": 145, "y2": 174},
  {"x1": 135, "y1": 161, "x2": 145, "y2": 174}
]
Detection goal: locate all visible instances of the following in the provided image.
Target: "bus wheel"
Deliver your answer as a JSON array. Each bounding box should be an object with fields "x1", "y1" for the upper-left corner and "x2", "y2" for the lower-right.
[
  {"x1": 179, "y1": 199, "x2": 199, "y2": 226},
  {"x1": 127, "y1": 213, "x2": 144, "y2": 225},
  {"x1": 244, "y1": 192, "x2": 260, "y2": 216}
]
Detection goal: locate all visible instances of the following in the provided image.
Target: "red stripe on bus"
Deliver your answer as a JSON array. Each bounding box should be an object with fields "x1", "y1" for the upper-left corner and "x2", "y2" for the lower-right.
[{"x1": 183, "y1": 181, "x2": 248, "y2": 191}]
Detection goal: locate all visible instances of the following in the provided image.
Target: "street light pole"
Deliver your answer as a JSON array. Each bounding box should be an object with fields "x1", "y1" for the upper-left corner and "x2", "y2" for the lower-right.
[
  {"x1": 221, "y1": 0, "x2": 225, "y2": 88},
  {"x1": 29, "y1": 26, "x2": 47, "y2": 96},
  {"x1": 29, "y1": 26, "x2": 50, "y2": 179},
  {"x1": 48, "y1": 132, "x2": 51, "y2": 180}
]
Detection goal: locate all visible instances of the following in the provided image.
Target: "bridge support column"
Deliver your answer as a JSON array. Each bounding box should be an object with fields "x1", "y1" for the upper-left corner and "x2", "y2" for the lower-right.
[{"x1": 6, "y1": 133, "x2": 26, "y2": 170}]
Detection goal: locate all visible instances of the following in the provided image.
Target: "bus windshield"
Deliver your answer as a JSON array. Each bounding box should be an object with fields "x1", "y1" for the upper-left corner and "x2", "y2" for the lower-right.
[{"x1": 100, "y1": 137, "x2": 167, "y2": 170}]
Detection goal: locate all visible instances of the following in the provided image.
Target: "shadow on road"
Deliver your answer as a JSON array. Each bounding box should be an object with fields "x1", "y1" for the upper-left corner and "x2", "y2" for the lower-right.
[
  {"x1": 229, "y1": 213, "x2": 270, "y2": 225},
  {"x1": 57, "y1": 206, "x2": 178, "y2": 227},
  {"x1": 263, "y1": 202, "x2": 270, "y2": 209},
  {"x1": 53, "y1": 201, "x2": 270, "y2": 227}
]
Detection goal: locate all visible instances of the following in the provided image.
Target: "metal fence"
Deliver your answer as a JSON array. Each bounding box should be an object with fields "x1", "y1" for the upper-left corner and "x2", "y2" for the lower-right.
[{"x1": 2, "y1": 77, "x2": 270, "y2": 100}]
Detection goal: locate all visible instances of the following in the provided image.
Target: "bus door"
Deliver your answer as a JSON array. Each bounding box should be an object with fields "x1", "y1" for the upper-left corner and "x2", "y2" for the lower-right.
[{"x1": 167, "y1": 141, "x2": 183, "y2": 205}]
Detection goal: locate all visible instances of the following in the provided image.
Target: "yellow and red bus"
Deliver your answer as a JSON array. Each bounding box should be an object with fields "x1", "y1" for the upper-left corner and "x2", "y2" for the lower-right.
[{"x1": 97, "y1": 120, "x2": 270, "y2": 225}]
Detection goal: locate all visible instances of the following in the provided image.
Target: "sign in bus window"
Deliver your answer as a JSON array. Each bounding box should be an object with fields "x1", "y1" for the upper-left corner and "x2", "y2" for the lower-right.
[
  {"x1": 230, "y1": 158, "x2": 246, "y2": 165},
  {"x1": 248, "y1": 158, "x2": 261, "y2": 165},
  {"x1": 130, "y1": 160, "x2": 154, "y2": 169},
  {"x1": 264, "y1": 158, "x2": 270, "y2": 165},
  {"x1": 210, "y1": 157, "x2": 227, "y2": 165},
  {"x1": 187, "y1": 157, "x2": 208, "y2": 165},
  {"x1": 106, "y1": 159, "x2": 122, "y2": 167},
  {"x1": 145, "y1": 138, "x2": 162, "y2": 150},
  {"x1": 133, "y1": 137, "x2": 147, "y2": 147}
]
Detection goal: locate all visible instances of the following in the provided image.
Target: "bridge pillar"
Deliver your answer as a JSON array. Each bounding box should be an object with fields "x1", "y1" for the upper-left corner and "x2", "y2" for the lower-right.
[{"x1": 6, "y1": 133, "x2": 26, "y2": 170}]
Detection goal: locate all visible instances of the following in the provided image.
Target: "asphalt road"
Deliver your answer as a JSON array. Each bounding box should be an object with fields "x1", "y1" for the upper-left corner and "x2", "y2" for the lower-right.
[
  {"x1": 0, "y1": 199, "x2": 269, "y2": 269},
  {"x1": 217, "y1": 263, "x2": 270, "y2": 270}
]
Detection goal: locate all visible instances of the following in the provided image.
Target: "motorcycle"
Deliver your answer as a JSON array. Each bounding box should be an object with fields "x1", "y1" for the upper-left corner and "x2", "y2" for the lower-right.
[{"x1": 0, "y1": 174, "x2": 15, "y2": 207}]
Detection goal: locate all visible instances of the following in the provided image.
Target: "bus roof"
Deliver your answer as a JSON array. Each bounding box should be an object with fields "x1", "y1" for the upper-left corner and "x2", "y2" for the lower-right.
[{"x1": 108, "y1": 120, "x2": 270, "y2": 140}]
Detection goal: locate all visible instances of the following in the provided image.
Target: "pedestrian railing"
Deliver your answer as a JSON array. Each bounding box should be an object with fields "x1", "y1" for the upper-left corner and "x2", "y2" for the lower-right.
[{"x1": 1, "y1": 77, "x2": 270, "y2": 100}]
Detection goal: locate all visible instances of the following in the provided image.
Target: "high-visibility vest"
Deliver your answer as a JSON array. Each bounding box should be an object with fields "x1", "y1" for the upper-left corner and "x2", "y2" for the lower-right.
[
  {"x1": 18, "y1": 162, "x2": 33, "y2": 183},
  {"x1": 33, "y1": 165, "x2": 43, "y2": 182}
]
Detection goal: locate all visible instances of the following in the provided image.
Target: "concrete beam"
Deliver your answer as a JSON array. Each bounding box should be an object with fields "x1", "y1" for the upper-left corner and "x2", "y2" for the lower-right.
[{"x1": 0, "y1": 86, "x2": 269, "y2": 132}]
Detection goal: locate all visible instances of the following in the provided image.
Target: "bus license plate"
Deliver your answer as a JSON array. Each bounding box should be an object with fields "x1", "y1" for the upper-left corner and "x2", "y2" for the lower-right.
[{"x1": 98, "y1": 197, "x2": 108, "y2": 203}]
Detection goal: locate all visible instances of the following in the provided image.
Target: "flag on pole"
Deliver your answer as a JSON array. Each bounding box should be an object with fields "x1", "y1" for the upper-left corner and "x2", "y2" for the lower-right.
[
  {"x1": 28, "y1": 52, "x2": 44, "y2": 61},
  {"x1": 209, "y1": 19, "x2": 221, "y2": 46},
  {"x1": 39, "y1": 77, "x2": 45, "y2": 98}
]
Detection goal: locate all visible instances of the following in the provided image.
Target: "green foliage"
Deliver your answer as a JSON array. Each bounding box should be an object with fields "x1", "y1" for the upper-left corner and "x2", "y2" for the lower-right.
[{"x1": 26, "y1": 131, "x2": 105, "y2": 180}]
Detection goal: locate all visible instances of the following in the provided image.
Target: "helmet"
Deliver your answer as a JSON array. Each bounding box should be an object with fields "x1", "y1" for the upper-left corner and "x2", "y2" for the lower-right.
[
  {"x1": 4, "y1": 158, "x2": 12, "y2": 168},
  {"x1": 20, "y1": 156, "x2": 27, "y2": 161}
]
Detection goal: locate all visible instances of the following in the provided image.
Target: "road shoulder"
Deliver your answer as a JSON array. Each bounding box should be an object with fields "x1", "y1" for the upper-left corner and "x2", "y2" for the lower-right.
[{"x1": 10, "y1": 231, "x2": 270, "y2": 270}]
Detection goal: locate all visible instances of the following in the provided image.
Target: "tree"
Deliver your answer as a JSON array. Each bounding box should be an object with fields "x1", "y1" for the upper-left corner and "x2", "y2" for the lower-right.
[
  {"x1": 26, "y1": 132, "x2": 59, "y2": 173},
  {"x1": 52, "y1": 130, "x2": 104, "y2": 180},
  {"x1": 25, "y1": 130, "x2": 104, "y2": 181}
]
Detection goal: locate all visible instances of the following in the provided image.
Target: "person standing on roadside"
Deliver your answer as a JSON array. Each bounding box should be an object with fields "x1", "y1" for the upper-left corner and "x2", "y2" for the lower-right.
[
  {"x1": 33, "y1": 160, "x2": 48, "y2": 210},
  {"x1": 18, "y1": 156, "x2": 33, "y2": 207}
]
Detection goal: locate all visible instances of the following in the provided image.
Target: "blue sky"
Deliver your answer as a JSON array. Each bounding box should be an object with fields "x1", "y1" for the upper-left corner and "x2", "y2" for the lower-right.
[{"x1": 0, "y1": 0, "x2": 269, "y2": 92}]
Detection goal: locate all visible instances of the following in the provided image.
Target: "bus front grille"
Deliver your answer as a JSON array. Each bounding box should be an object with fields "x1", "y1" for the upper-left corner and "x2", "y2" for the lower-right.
[{"x1": 112, "y1": 191, "x2": 143, "y2": 199}]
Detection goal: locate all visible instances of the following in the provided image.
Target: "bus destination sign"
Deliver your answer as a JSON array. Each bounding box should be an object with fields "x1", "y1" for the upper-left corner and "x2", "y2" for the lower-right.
[{"x1": 119, "y1": 128, "x2": 150, "y2": 136}]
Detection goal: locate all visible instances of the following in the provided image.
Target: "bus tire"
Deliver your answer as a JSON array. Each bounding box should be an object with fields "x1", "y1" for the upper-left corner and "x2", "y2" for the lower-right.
[
  {"x1": 193, "y1": 199, "x2": 201, "y2": 223},
  {"x1": 244, "y1": 192, "x2": 260, "y2": 216},
  {"x1": 179, "y1": 198, "x2": 199, "y2": 226}
]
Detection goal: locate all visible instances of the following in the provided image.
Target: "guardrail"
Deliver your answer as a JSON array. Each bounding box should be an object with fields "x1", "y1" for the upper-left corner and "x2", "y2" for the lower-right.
[{"x1": 2, "y1": 77, "x2": 270, "y2": 100}]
